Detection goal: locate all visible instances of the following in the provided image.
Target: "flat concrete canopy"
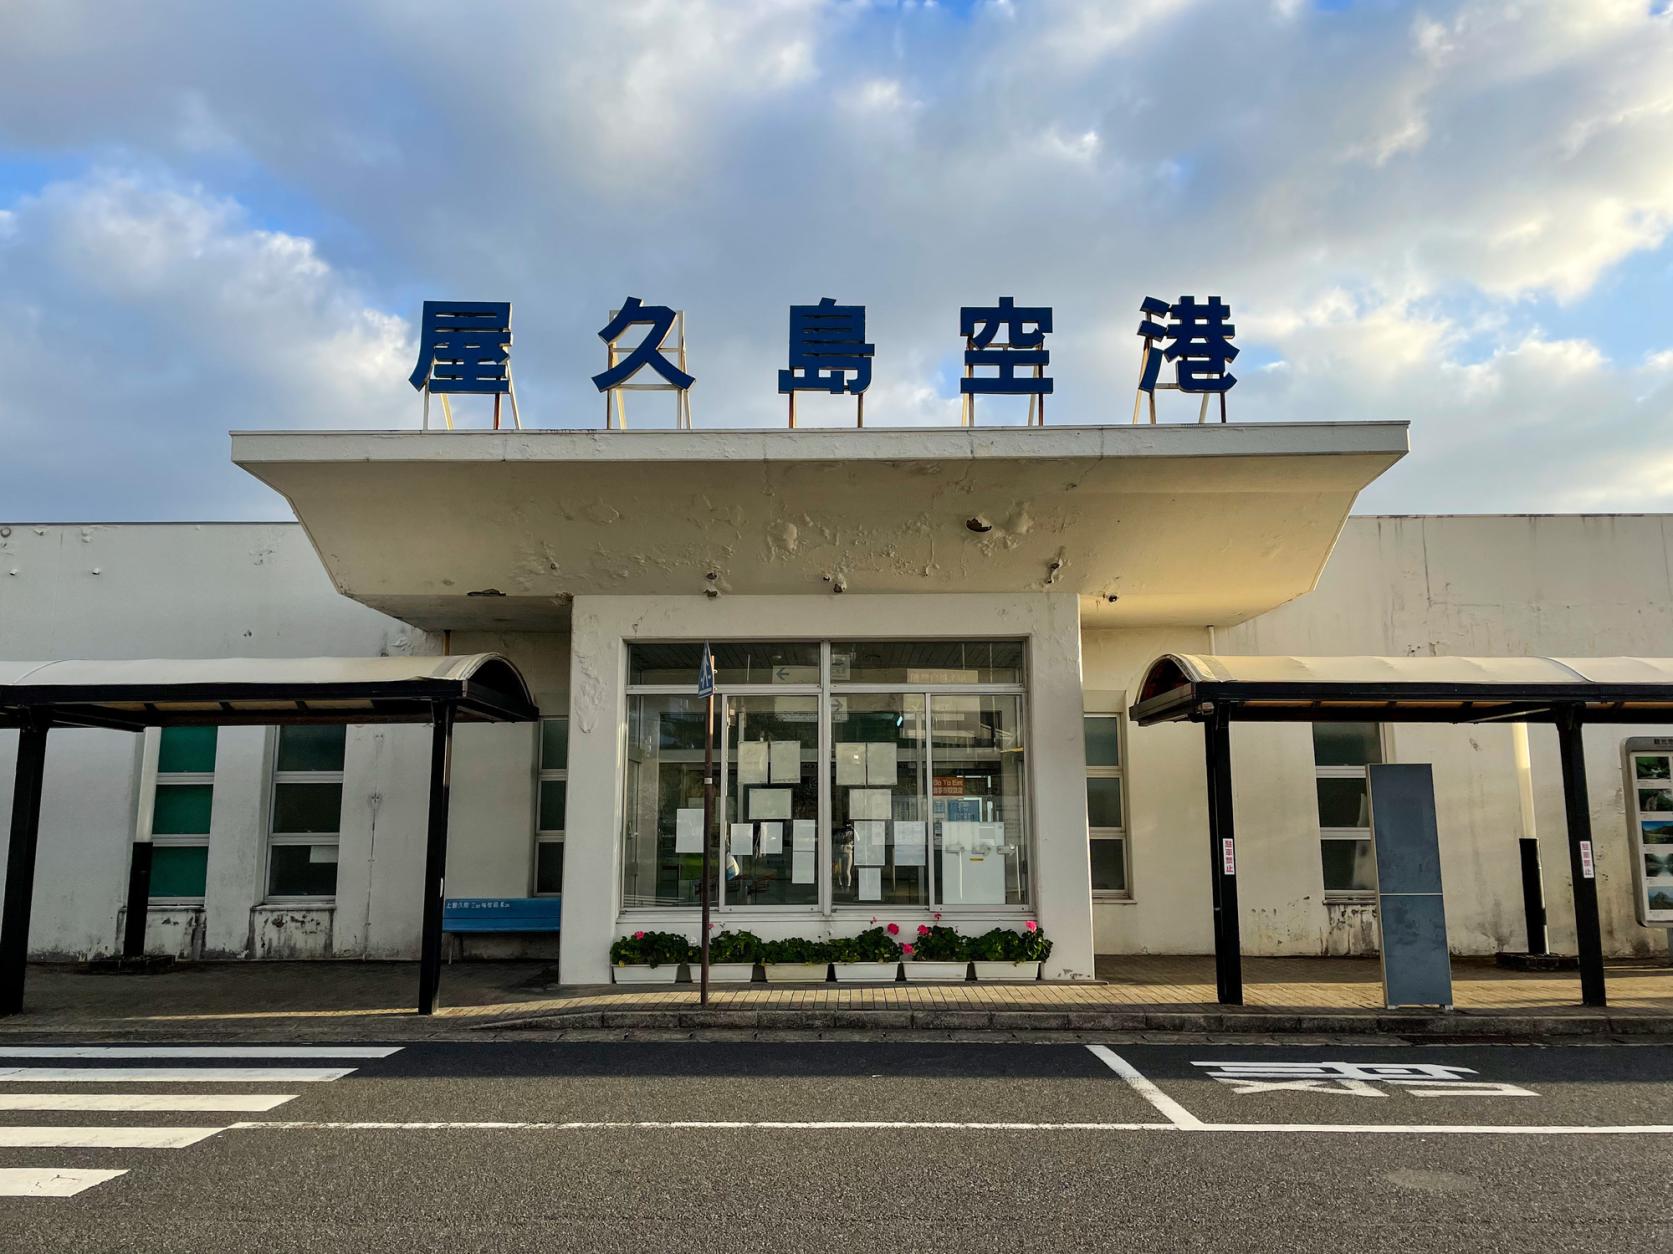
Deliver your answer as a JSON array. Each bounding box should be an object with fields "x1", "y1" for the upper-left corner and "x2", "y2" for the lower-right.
[
  {"x1": 1131, "y1": 652, "x2": 1673, "y2": 724},
  {"x1": 232, "y1": 423, "x2": 1408, "y2": 631},
  {"x1": 0, "y1": 654, "x2": 537, "y2": 730}
]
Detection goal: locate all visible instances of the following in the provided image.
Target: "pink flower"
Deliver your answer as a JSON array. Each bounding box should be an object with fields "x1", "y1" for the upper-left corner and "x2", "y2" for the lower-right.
[
  {"x1": 886, "y1": 922, "x2": 900, "y2": 936},
  {"x1": 932, "y1": 911, "x2": 942, "y2": 922},
  {"x1": 1025, "y1": 920, "x2": 1038, "y2": 932},
  {"x1": 869, "y1": 916, "x2": 878, "y2": 925},
  {"x1": 901, "y1": 943, "x2": 915, "y2": 957},
  {"x1": 632, "y1": 931, "x2": 645, "y2": 940},
  {"x1": 917, "y1": 924, "x2": 930, "y2": 936}
]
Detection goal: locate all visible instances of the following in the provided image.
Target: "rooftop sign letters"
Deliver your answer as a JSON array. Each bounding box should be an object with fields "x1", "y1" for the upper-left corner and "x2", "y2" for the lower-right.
[{"x1": 408, "y1": 293, "x2": 1239, "y2": 429}]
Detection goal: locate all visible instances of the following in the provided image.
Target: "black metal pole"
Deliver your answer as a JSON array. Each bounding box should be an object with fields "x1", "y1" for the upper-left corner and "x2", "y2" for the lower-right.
[
  {"x1": 1202, "y1": 706, "x2": 1243, "y2": 1005},
  {"x1": 1555, "y1": 707, "x2": 1606, "y2": 1007},
  {"x1": 416, "y1": 701, "x2": 456, "y2": 1016},
  {"x1": 699, "y1": 692, "x2": 714, "y2": 1006},
  {"x1": 1, "y1": 718, "x2": 50, "y2": 1017},
  {"x1": 122, "y1": 841, "x2": 154, "y2": 958},
  {"x1": 1518, "y1": 836, "x2": 1548, "y2": 957}
]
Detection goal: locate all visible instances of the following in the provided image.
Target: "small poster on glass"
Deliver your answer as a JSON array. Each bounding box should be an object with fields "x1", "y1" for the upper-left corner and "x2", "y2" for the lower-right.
[
  {"x1": 749, "y1": 789, "x2": 792, "y2": 820},
  {"x1": 675, "y1": 807, "x2": 704, "y2": 853},
  {"x1": 770, "y1": 740, "x2": 801, "y2": 784},
  {"x1": 758, "y1": 821, "x2": 784, "y2": 855},
  {"x1": 737, "y1": 742, "x2": 769, "y2": 786},
  {"x1": 858, "y1": 867, "x2": 882, "y2": 901},
  {"x1": 730, "y1": 822, "x2": 754, "y2": 858}
]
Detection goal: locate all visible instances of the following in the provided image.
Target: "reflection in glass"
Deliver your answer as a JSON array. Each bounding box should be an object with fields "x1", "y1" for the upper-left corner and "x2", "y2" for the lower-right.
[
  {"x1": 931, "y1": 694, "x2": 1028, "y2": 906},
  {"x1": 831, "y1": 640, "x2": 1023, "y2": 685},
  {"x1": 724, "y1": 695, "x2": 818, "y2": 906},
  {"x1": 1312, "y1": 722, "x2": 1382, "y2": 768},
  {"x1": 1086, "y1": 777, "x2": 1123, "y2": 829},
  {"x1": 628, "y1": 642, "x2": 820, "y2": 687},
  {"x1": 621, "y1": 695, "x2": 716, "y2": 908},
  {"x1": 1316, "y1": 778, "x2": 1371, "y2": 828},
  {"x1": 1089, "y1": 839, "x2": 1127, "y2": 893},
  {"x1": 1321, "y1": 838, "x2": 1376, "y2": 892},
  {"x1": 1083, "y1": 715, "x2": 1121, "y2": 767},
  {"x1": 831, "y1": 693, "x2": 927, "y2": 908}
]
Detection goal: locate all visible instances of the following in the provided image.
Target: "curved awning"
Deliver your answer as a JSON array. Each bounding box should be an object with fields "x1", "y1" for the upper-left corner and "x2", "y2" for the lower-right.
[
  {"x1": 0, "y1": 653, "x2": 538, "y2": 731},
  {"x1": 1130, "y1": 653, "x2": 1673, "y2": 725}
]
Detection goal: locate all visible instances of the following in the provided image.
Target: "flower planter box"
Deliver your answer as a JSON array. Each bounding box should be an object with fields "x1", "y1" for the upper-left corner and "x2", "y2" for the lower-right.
[
  {"x1": 972, "y1": 961, "x2": 1041, "y2": 981},
  {"x1": 698, "y1": 962, "x2": 757, "y2": 983},
  {"x1": 903, "y1": 960, "x2": 970, "y2": 982},
  {"x1": 762, "y1": 962, "x2": 830, "y2": 983},
  {"x1": 612, "y1": 964, "x2": 682, "y2": 985},
  {"x1": 830, "y1": 961, "x2": 899, "y2": 983}
]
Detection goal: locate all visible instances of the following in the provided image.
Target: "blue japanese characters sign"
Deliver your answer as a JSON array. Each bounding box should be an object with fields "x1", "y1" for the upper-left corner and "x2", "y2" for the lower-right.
[{"x1": 408, "y1": 301, "x2": 513, "y2": 395}]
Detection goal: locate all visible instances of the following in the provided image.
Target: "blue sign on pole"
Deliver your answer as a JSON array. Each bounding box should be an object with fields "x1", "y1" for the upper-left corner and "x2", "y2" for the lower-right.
[{"x1": 697, "y1": 643, "x2": 714, "y2": 698}]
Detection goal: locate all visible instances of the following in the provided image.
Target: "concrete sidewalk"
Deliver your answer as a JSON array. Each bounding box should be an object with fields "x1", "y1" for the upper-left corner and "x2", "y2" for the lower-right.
[{"x1": 3, "y1": 955, "x2": 1672, "y2": 1042}]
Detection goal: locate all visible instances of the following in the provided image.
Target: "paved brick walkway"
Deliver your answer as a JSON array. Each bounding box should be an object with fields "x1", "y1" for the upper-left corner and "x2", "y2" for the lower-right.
[{"x1": 2, "y1": 955, "x2": 1670, "y2": 1040}]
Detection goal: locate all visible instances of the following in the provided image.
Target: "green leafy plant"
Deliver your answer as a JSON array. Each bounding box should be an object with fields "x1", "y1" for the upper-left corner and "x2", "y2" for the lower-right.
[
  {"x1": 761, "y1": 937, "x2": 830, "y2": 964},
  {"x1": 609, "y1": 930, "x2": 699, "y2": 968},
  {"x1": 707, "y1": 929, "x2": 764, "y2": 964},
  {"x1": 827, "y1": 926, "x2": 901, "y2": 963},
  {"x1": 907, "y1": 924, "x2": 968, "y2": 961},
  {"x1": 967, "y1": 923, "x2": 1052, "y2": 963}
]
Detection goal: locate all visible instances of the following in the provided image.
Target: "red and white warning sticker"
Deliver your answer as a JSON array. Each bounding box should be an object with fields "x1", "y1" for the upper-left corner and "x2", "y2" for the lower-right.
[
  {"x1": 1222, "y1": 838, "x2": 1236, "y2": 876},
  {"x1": 1579, "y1": 840, "x2": 1595, "y2": 879}
]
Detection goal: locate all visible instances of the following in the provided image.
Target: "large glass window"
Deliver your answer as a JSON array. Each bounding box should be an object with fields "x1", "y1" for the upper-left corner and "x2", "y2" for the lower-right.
[
  {"x1": 1314, "y1": 722, "x2": 1381, "y2": 895},
  {"x1": 148, "y1": 726, "x2": 216, "y2": 901},
  {"x1": 1084, "y1": 714, "x2": 1128, "y2": 897},
  {"x1": 622, "y1": 640, "x2": 1029, "y2": 914},
  {"x1": 267, "y1": 725, "x2": 345, "y2": 899},
  {"x1": 535, "y1": 717, "x2": 567, "y2": 895}
]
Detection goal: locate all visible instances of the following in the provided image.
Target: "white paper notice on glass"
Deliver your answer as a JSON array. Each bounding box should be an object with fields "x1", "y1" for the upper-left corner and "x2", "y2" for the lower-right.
[
  {"x1": 749, "y1": 788, "x2": 792, "y2": 820},
  {"x1": 942, "y1": 820, "x2": 978, "y2": 852},
  {"x1": 792, "y1": 819, "x2": 817, "y2": 851},
  {"x1": 854, "y1": 820, "x2": 887, "y2": 866},
  {"x1": 792, "y1": 849, "x2": 816, "y2": 884},
  {"x1": 835, "y1": 742, "x2": 867, "y2": 786},
  {"x1": 737, "y1": 741, "x2": 769, "y2": 786},
  {"x1": 675, "y1": 807, "x2": 704, "y2": 853},
  {"x1": 893, "y1": 820, "x2": 927, "y2": 865},
  {"x1": 730, "y1": 822, "x2": 754, "y2": 858},
  {"x1": 758, "y1": 821, "x2": 784, "y2": 855},
  {"x1": 770, "y1": 740, "x2": 801, "y2": 784},
  {"x1": 866, "y1": 742, "x2": 897, "y2": 784},
  {"x1": 858, "y1": 867, "x2": 882, "y2": 901},
  {"x1": 850, "y1": 788, "x2": 892, "y2": 821}
]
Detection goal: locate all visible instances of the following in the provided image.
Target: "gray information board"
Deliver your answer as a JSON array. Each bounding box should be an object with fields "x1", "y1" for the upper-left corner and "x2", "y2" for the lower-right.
[{"x1": 1368, "y1": 763, "x2": 1453, "y2": 1008}]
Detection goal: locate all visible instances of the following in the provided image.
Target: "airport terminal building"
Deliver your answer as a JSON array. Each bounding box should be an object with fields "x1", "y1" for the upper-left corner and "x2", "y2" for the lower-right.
[{"x1": 3, "y1": 421, "x2": 1672, "y2": 984}]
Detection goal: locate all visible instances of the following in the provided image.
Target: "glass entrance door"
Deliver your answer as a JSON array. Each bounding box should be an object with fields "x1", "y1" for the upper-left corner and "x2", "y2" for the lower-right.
[
  {"x1": 721, "y1": 694, "x2": 819, "y2": 906},
  {"x1": 829, "y1": 693, "x2": 929, "y2": 908}
]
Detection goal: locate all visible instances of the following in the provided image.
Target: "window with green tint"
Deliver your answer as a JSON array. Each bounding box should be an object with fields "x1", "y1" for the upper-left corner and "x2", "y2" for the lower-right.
[
  {"x1": 1083, "y1": 715, "x2": 1121, "y2": 767},
  {"x1": 157, "y1": 726, "x2": 217, "y2": 774},
  {"x1": 152, "y1": 783, "x2": 213, "y2": 835},
  {"x1": 149, "y1": 845, "x2": 209, "y2": 898},
  {"x1": 272, "y1": 782, "x2": 343, "y2": 833},
  {"x1": 536, "y1": 841, "x2": 564, "y2": 894},
  {"x1": 1312, "y1": 722, "x2": 1382, "y2": 768},
  {"x1": 541, "y1": 718, "x2": 569, "y2": 768},
  {"x1": 1086, "y1": 776, "x2": 1124, "y2": 829},
  {"x1": 276, "y1": 725, "x2": 346, "y2": 773},
  {"x1": 1315, "y1": 777, "x2": 1370, "y2": 828},
  {"x1": 538, "y1": 779, "x2": 567, "y2": 833}
]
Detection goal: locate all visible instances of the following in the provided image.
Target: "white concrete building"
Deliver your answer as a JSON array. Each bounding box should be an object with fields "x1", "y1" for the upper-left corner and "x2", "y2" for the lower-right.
[{"x1": 3, "y1": 421, "x2": 1671, "y2": 984}]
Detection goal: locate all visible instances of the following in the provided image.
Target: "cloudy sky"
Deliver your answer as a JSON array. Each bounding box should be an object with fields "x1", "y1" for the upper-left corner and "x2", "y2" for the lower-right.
[{"x1": 1, "y1": 0, "x2": 1671, "y2": 520}]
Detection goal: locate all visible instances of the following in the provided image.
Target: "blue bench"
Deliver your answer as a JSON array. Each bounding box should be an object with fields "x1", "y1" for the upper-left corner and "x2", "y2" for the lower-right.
[{"x1": 442, "y1": 897, "x2": 561, "y2": 959}]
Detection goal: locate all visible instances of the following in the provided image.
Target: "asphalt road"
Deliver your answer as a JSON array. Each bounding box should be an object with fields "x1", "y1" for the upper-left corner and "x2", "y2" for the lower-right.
[{"x1": 1, "y1": 1039, "x2": 1671, "y2": 1253}]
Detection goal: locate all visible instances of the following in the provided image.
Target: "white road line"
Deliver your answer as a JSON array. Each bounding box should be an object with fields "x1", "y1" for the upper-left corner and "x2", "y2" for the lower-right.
[
  {"x1": 228, "y1": 1119, "x2": 1673, "y2": 1136},
  {"x1": 0, "y1": 1126, "x2": 225, "y2": 1149},
  {"x1": 0, "y1": 1046, "x2": 400, "y2": 1060},
  {"x1": 0, "y1": 1093, "x2": 298, "y2": 1112},
  {"x1": 0, "y1": 1067, "x2": 355, "y2": 1083},
  {"x1": 1085, "y1": 1045, "x2": 1203, "y2": 1130},
  {"x1": 0, "y1": 1168, "x2": 128, "y2": 1197}
]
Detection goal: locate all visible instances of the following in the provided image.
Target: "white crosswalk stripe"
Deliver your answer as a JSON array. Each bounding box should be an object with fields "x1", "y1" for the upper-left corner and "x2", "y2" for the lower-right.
[{"x1": 0, "y1": 1043, "x2": 400, "y2": 1198}]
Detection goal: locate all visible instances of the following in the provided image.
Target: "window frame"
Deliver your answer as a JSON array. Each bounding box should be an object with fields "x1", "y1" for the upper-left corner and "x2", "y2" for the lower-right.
[
  {"x1": 534, "y1": 716, "x2": 568, "y2": 896},
  {"x1": 139, "y1": 726, "x2": 217, "y2": 905},
  {"x1": 1313, "y1": 722, "x2": 1387, "y2": 900},
  {"x1": 1083, "y1": 705, "x2": 1131, "y2": 901},
  {"x1": 264, "y1": 725, "x2": 346, "y2": 903},
  {"x1": 620, "y1": 638, "x2": 1032, "y2": 917}
]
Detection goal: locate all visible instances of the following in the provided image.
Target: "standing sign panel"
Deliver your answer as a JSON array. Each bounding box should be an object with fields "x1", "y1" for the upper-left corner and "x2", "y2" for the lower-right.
[
  {"x1": 1367, "y1": 763, "x2": 1453, "y2": 1009},
  {"x1": 1622, "y1": 737, "x2": 1673, "y2": 927}
]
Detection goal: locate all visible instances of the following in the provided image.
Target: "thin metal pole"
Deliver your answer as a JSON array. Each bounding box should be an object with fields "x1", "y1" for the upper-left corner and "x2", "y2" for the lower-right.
[
  {"x1": 416, "y1": 702, "x2": 456, "y2": 1016},
  {"x1": 122, "y1": 842, "x2": 154, "y2": 959},
  {"x1": 0, "y1": 718, "x2": 50, "y2": 1017},
  {"x1": 1555, "y1": 707, "x2": 1607, "y2": 1006},
  {"x1": 1202, "y1": 706, "x2": 1243, "y2": 1005},
  {"x1": 699, "y1": 692, "x2": 714, "y2": 1005}
]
